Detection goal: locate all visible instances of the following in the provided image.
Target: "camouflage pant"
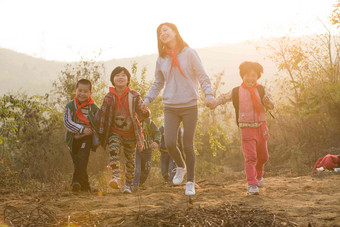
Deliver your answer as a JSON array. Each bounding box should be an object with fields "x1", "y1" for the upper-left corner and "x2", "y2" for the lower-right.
[{"x1": 108, "y1": 132, "x2": 137, "y2": 186}]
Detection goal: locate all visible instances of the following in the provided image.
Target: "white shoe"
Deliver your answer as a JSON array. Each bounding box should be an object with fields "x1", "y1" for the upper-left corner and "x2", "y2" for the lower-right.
[
  {"x1": 185, "y1": 181, "x2": 196, "y2": 196},
  {"x1": 172, "y1": 167, "x2": 187, "y2": 185},
  {"x1": 257, "y1": 178, "x2": 263, "y2": 188},
  {"x1": 108, "y1": 177, "x2": 120, "y2": 189},
  {"x1": 123, "y1": 185, "x2": 132, "y2": 194},
  {"x1": 247, "y1": 185, "x2": 259, "y2": 195}
]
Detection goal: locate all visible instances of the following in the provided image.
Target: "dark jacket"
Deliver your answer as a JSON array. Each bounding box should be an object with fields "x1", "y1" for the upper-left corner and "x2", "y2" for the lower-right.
[
  {"x1": 64, "y1": 100, "x2": 99, "y2": 153},
  {"x1": 142, "y1": 118, "x2": 161, "y2": 150}
]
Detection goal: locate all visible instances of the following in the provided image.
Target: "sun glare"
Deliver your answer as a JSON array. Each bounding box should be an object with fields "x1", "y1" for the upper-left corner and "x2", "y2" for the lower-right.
[{"x1": 0, "y1": 0, "x2": 336, "y2": 61}]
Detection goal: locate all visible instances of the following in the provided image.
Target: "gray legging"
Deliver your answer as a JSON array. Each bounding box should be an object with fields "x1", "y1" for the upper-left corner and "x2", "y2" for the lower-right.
[{"x1": 164, "y1": 105, "x2": 198, "y2": 182}]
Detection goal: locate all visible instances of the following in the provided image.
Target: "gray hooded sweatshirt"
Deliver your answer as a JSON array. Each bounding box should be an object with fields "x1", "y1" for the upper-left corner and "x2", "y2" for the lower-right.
[{"x1": 145, "y1": 47, "x2": 214, "y2": 108}]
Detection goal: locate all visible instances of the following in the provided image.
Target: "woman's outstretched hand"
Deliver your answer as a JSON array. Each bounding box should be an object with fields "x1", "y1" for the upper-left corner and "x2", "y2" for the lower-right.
[{"x1": 205, "y1": 99, "x2": 218, "y2": 110}]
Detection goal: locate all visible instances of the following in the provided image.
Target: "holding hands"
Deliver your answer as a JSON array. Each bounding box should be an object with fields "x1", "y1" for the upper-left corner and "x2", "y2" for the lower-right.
[
  {"x1": 205, "y1": 98, "x2": 219, "y2": 110},
  {"x1": 142, "y1": 99, "x2": 219, "y2": 112}
]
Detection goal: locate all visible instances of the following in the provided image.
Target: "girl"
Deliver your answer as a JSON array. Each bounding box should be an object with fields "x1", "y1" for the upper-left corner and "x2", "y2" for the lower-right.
[
  {"x1": 210, "y1": 61, "x2": 274, "y2": 195},
  {"x1": 141, "y1": 22, "x2": 214, "y2": 196},
  {"x1": 96, "y1": 66, "x2": 149, "y2": 193}
]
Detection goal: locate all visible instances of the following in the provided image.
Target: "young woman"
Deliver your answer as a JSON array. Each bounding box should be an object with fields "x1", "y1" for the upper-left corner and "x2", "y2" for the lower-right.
[{"x1": 141, "y1": 22, "x2": 214, "y2": 196}]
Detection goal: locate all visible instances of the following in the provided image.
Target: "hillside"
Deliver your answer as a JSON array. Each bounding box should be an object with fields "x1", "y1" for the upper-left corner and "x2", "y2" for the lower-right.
[
  {"x1": 1, "y1": 173, "x2": 339, "y2": 226},
  {"x1": 0, "y1": 41, "x2": 277, "y2": 95},
  {"x1": 0, "y1": 48, "x2": 66, "y2": 95}
]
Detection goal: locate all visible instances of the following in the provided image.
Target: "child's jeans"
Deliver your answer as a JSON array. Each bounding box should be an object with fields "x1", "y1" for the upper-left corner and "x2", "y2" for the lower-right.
[
  {"x1": 71, "y1": 135, "x2": 92, "y2": 191},
  {"x1": 108, "y1": 132, "x2": 137, "y2": 187},
  {"x1": 133, "y1": 148, "x2": 153, "y2": 187},
  {"x1": 241, "y1": 122, "x2": 269, "y2": 186},
  {"x1": 160, "y1": 150, "x2": 176, "y2": 182}
]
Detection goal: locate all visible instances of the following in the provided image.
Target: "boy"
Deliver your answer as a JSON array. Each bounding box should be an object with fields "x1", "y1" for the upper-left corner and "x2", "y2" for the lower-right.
[
  {"x1": 96, "y1": 66, "x2": 150, "y2": 193},
  {"x1": 133, "y1": 117, "x2": 161, "y2": 189},
  {"x1": 210, "y1": 61, "x2": 274, "y2": 195},
  {"x1": 64, "y1": 78, "x2": 99, "y2": 192}
]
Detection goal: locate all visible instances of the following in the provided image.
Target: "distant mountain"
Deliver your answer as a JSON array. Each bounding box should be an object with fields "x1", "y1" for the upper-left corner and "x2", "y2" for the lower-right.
[
  {"x1": 0, "y1": 41, "x2": 277, "y2": 95},
  {"x1": 0, "y1": 48, "x2": 66, "y2": 95}
]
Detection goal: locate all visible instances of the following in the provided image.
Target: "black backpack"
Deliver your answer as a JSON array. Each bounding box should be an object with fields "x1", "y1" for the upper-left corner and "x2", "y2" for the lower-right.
[{"x1": 232, "y1": 85, "x2": 274, "y2": 126}]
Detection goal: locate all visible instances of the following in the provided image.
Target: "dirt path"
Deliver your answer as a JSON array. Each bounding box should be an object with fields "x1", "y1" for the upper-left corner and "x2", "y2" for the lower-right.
[{"x1": 1, "y1": 173, "x2": 339, "y2": 226}]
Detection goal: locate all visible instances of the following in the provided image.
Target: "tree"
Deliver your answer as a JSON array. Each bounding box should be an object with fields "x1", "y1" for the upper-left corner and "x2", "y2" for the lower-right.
[
  {"x1": 52, "y1": 57, "x2": 108, "y2": 111},
  {"x1": 260, "y1": 14, "x2": 340, "y2": 170},
  {"x1": 0, "y1": 93, "x2": 64, "y2": 187},
  {"x1": 331, "y1": 1, "x2": 340, "y2": 28}
]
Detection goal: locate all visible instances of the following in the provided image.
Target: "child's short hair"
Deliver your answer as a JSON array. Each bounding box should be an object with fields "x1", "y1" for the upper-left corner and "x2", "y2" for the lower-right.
[
  {"x1": 110, "y1": 66, "x2": 131, "y2": 87},
  {"x1": 76, "y1": 78, "x2": 92, "y2": 91},
  {"x1": 239, "y1": 61, "x2": 263, "y2": 79}
]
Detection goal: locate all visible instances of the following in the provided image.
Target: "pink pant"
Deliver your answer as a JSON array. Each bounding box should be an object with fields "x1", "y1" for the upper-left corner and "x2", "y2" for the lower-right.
[{"x1": 241, "y1": 122, "x2": 269, "y2": 186}]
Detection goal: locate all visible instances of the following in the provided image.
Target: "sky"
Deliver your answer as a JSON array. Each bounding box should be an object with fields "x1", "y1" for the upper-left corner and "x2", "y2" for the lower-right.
[{"x1": 0, "y1": 0, "x2": 337, "y2": 62}]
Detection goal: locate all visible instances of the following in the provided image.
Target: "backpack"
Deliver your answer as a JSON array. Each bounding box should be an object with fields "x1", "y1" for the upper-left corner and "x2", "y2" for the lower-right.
[{"x1": 232, "y1": 85, "x2": 274, "y2": 126}]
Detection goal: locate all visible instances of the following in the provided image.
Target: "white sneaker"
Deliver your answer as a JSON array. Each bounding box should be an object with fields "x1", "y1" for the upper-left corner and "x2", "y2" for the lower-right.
[
  {"x1": 172, "y1": 167, "x2": 187, "y2": 185},
  {"x1": 123, "y1": 185, "x2": 132, "y2": 194},
  {"x1": 108, "y1": 177, "x2": 120, "y2": 189},
  {"x1": 185, "y1": 181, "x2": 196, "y2": 196},
  {"x1": 257, "y1": 178, "x2": 263, "y2": 188},
  {"x1": 247, "y1": 185, "x2": 259, "y2": 195}
]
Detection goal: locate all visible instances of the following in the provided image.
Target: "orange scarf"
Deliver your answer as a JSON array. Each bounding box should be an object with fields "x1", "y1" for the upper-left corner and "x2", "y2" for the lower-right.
[
  {"x1": 109, "y1": 87, "x2": 130, "y2": 115},
  {"x1": 74, "y1": 96, "x2": 94, "y2": 128},
  {"x1": 164, "y1": 45, "x2": 187, "y2": 78},
  {"x1": 241, "y1": 82, "x2": 262, "y2": 117}
]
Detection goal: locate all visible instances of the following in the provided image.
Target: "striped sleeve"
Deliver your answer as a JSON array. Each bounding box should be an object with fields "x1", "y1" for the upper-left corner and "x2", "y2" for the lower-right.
[
  {"x1": 64, "y1": 106, "x2": 84, "y2": 134},
  {"x1": 96, "y1": 94, "x2": 110, "y2": 135}
]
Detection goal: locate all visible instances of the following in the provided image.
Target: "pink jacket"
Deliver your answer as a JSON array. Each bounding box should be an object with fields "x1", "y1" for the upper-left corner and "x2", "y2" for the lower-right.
[{"x1": 238, "y1": 86, "x2": 266, "y2": 123}]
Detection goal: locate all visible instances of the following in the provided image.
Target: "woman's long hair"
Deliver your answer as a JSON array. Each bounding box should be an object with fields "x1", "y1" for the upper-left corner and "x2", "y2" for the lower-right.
[{"x1": 157, "y1": 22, "x2": 188, "y2": 58}]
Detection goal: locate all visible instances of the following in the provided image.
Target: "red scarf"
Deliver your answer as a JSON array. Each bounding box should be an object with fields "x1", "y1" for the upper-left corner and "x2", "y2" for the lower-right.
[
  {"x1": 74, "y1": 96, "x2": 94, "y2": 128},
  {"x1": 164, "y1": 45, "x2": 187, "y2": 78},
  {"x1": 241, "y1": 82, "x2": 263, "y2": 117},
  {"x1": 109, "y1": 87, "x2": 130, "y2": 115}
]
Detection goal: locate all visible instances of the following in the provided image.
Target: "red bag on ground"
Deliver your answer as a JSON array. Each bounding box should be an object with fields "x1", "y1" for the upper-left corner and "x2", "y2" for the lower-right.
[{"x1": 313, "y1": 154, "x2": 340, "y2": 170}]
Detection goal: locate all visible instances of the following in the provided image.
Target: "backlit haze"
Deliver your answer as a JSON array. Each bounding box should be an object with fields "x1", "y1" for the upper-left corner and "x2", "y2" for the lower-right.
[{"x1": 0, "y1": 0, "x2": 336, "y2": 61}]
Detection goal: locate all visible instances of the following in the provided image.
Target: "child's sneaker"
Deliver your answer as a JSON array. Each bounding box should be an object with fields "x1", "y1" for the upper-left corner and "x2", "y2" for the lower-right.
[
  {"x1": 172, "y1": 167, "x2": 187, "y2": 185},
  {"x1": 123, "y1": 185, "x2": 132, "y2": 194},
  {"x1": 138, "y1": 184, "x2": 147, "y2": 190},
  {"x1": 108, "y1": 177, "x2": 120, "y2": 189},
  {"x1": 247, "y1": 185, "x2": 259, "y2": 195},
  {"x1": 185, "y1": 181, "x2": 196, "y2": 196},
  {"x1": 72, "y1": 182, "x2": 81, "y2": 192},
  {"x1": 257, "y1": 178, "x2": 263, "y2": 188}
]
